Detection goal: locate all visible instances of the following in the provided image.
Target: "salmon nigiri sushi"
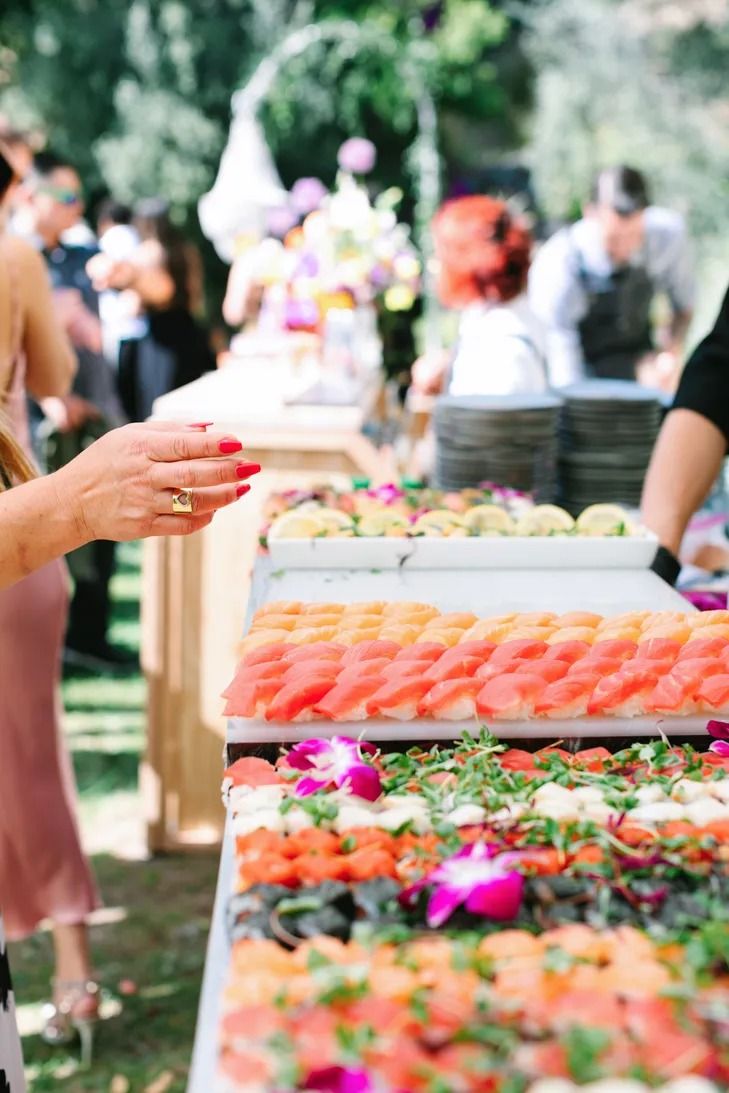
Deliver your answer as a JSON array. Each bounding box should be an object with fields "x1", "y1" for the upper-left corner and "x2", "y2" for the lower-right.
[
  {"x1": 283, "y1": 642, "x2": 346, "y2": 664},
  {"x1": 249, "y1": 614, "x2": 299, "y2": 632},
  {"x1": 314, "y1": 675, "x2": 387, "y2": 721},
  {"x1": 380, "y1": 659, "x2": 429, "y2": 681},
  {"x1": 489, "y1": 639, "x2": 548, "y2": 666},
  {"x1": 418, "y1": 628, "x2": 467, "y2": 648},
  {"x1": 689, "y1": 609, "x2": 729, "y2": 629},
  {"x1": 445, "y1": 639, "x2": 496, "y2": 662},
  {"x1": 589, "y1": 639, "x2": 638, "y2": 662},
  {"x1": 546, "y1": 627, "x2": 596, "y2": 646},
  {"x1": 513, "y1": 659, "x2": 569, "y2": 683},
  {"x1": 534, "y1": 674, "x2": 601, "y2": 719},
  {"x1": 587, "y1": 666, "x2": 659, "y2": 717},
  {"x1": 241, "y1": 642, "x2": 296, "y2": 668},
  {"x1": 543, "y1": 640, "x2": 591, "y2": 665},
  {"x1": 418, "y1": 677, "x2": 483, "y2": 720},
  {"x1": 476, "y1": 674, "x2": 547, "y2": 720},
  {"x1": 366, "y1": 678, "x2": 433, "y2": 720},
  {"x1": 678, "y1": 636, "x2": 729, "y2": 661},
  {"x1": 255, "y1": 600, "x2": 303, "y2": 617},
  {"x1": 553, "y1": 612, "x2": 603, "y2": 629},
  {"x1": 393, "y1": 642, "x2": 444, "y2": 664},
  {"x1": 222, "y1": 659, "x2": 286, "y2": 700},
  {"x1": 635, "y1": 638, "x2": 682, "y2": 663},
  {"x1": 568, "y1": 656, "x2": 623, "y2": 680},
  {"x1": 335, "y1": 659, "x2": 391, "y2": 687},
  {"x1": 424, "y1": 654, "x2": 483, "y2": 684},
  {"x1": 283, "y1": 660, "x2": 341, "y2": 684},
  {"x1": 424, "y1": 611, "x2": 478, "y2": 631},
  {"x1": 696, "y1": 673, "x2": 729, "y2": 712},
  {"x1": 378, "y1": 625, "x2": 423, "y2": 647},
  {"x1": 265, "y1": 676, "x2": 337, "y2": 722},
  {"x1": 644, "y1": 673, "x2": 698, "y2": 715},
  {"x1": 475, "y1": 658, "x2": 522, "y2": 682},
  {"x1": 224, "y1": 678, "x2": 283, "y2": 719},
  {"x1": 340, "y1": 640, "x2": 401, "y2": 665}
]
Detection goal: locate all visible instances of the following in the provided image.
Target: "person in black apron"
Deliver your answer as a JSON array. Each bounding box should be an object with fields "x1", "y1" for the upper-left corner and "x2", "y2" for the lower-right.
[{"x1": 576, "y1": 258, "x2": 655, "y2": 381}]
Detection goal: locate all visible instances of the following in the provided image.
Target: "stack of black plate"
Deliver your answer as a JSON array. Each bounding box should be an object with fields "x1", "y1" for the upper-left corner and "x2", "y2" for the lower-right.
[
  {"x1": 558, "y1": 381, "x2": 665, "y2": 513},
  {"x1": 433, "y1": 393, "x2": 563, "y2": 499}
]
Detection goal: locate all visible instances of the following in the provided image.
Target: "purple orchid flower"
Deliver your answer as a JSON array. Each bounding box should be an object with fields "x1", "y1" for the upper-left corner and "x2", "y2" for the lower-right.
[
  {"x1": 707, "y1": 719, "x2": 729, "y2": 757},
  {"x1": 288, "y1": 736, "x2": 382, "y2": 801},
  {"x1": 399, "y1": 842, "x2": 525, "y2": 928},
  {"x1": 338, "y1": 138, "x2": 376, "y2": 175},
  {"x1": 367, "y1": 483, "x2": 405, "y2": 505},
  {"x1": 682, "y1": 590, "x2": 728, "y2": 612},
  {"x1": 291, "y1": 177, "x2": 328, "y2": 214},
  {"x1": 303, "y1": 1068, "x2": 373, "y2": 1093}
]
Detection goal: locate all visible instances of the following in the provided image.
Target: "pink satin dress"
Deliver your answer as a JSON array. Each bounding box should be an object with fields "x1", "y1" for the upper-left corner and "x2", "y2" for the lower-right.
[{"x1": 0, "y1": 255, "x2": 98, "y2": 940}]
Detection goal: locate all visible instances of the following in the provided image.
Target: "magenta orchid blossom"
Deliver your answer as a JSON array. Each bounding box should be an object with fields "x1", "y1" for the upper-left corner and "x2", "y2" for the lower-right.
[
  {"x1": 366, "y1": 483, "x2": 405, "y2": 505},
  {"x1": 303, "y1": 1067, "x2": 373, "y2": 1093},
  {"x1": 287, "y1": 736, "x2": 382, "y2": 801},
  {"x1": 400, "y1": 842, "x2": 525, "y2": 928},
  {"x1": 707, "y1": 720, "x2": 729, "y2": 758}
]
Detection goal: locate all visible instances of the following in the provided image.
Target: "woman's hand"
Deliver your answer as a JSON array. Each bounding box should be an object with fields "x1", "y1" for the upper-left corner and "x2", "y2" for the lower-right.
[
  {"x1": 410, "y1": 352, "x2": 449, "y2": 396},
  {"x1": 52, "y1": 421, "x2": 260, "y2": 542}
]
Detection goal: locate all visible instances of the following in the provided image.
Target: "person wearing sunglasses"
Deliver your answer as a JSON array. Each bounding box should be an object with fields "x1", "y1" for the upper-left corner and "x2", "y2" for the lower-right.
[{"x1": 25, "y1": 151, "x2": 131, "y2": 672}]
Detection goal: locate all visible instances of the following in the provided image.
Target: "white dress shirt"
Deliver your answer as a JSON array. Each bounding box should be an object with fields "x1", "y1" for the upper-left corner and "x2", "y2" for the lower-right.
[{"x1": 448, "y1": 295, "x2": 548, "y2": 397}]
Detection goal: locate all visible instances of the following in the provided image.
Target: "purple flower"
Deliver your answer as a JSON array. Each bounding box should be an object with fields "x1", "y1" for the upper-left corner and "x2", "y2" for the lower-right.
[
  {"x1": 284, "y1": 298, "x2": 320, "y2": 331},
  {"x1": 288, "y1": 736, "x2": 382, "y2": 801},
  {"x1": 303, "y1": 1068, "x2": 372, "y2": 1093},
  {"x1": 338, "y1": 138, "x2": 376, "y2": 175},
  {"x1": 267, "y1": 205, "x2": 299, "y2": 237},
  {"x1": 707, "y1": 719, "x2": 729, "y2": 757},
  {"x1": 291, "y1": 177, "x2": 328, "y2": 214},
  {"x1": 367, "y1": 483, "x2": 405, "y2": 505},
  {"x1": 399, "y1": 842, "x2": 525, "y2": 928},
  {"x1": 682, "y1": 590, "x2": 728, "y2": 612}
]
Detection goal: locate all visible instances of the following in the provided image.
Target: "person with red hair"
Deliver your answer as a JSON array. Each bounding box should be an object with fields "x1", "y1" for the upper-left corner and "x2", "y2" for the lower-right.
[{"x1": 411, "y1": 195, "x2": 546, "y2": 397}]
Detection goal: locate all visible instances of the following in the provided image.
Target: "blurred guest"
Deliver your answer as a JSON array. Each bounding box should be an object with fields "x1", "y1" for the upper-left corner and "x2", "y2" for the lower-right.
[
  {"x1": 642, "y1": 282, "x2": 729, "y2": 583},
  {"x1": 529, "y1": 165, "x2": 694, "y2": 389},
  {"x1": 0, "y1": 121, "x2": 35, "y2": 235},
  {"x1": 410, "y1": 195, "x2": 546, "y2": 398},
  {"x1": 90, "y1": 197, "x2": 215, "y2": 420},
  {"x1": 0, "y1": 142, "x2": 100, "y2": 1055},
  {"x1": 26, "y1": 150, "x2": 128, "y2": 671},
  {"x1": 94, "y1": 197, "x2": 144, "y2": 365}
]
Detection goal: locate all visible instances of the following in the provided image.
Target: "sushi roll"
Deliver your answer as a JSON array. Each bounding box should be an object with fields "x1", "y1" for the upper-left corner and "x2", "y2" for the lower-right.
[
  {"x1": 476, "y1": 674, "x2": 547, "y2": 720},
  {"x1": 366, "y1": 678, "x2": 433, "y2": 720},
  {"x1": 314, "y1": 675, "x2": 388, "y2": 721},
  {"x1": 417, "y1": 677, "x2": 483, "y2": 720}
]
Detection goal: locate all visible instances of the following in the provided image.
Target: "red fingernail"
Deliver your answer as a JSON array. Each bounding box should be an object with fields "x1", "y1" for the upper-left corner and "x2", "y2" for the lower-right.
[
  {"x1": 220, "y1": 439, "x2": 243, "y2": 453},
  {"x1": 236, "y1": 462, "x2": 261, "y2": 479},
  {"x1": 236, "y1": 484, "x2": 251, "y2": 498},
  {"x1": 189, "y1": 421, "x2": 214, "y2": 428}
]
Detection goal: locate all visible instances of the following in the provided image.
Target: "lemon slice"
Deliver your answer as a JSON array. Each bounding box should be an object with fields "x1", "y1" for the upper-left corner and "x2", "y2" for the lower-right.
[
  {"x1": 267, "y1": 511, "x2": 328, "y2": 540},
  {"x1": 576, "y1": 504, "x2": 634, "y2": 537},
  {"x1": 357, "y1": 512, "x2": 410, "y2": 537},
  {"x1": 514, "y1": 505, "x2": 575, "y2": 536},
  {"x1": 411, "y1": 509, "x2": 467, "y2": 537},
  {"x1": 314, "y1": 508, "x2": 356, "y2": 536},
  {"x1": 463, "y1": 504, "x2": 516, "y2": 536}
]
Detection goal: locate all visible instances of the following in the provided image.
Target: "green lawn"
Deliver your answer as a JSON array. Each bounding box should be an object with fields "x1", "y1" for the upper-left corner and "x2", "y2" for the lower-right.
[{"x1": 11, "y1": 542, "x2": 218, "y2": 1092}]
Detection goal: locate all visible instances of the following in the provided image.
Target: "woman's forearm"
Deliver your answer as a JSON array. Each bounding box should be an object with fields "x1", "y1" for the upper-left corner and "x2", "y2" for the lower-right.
[
  {"x1": 641, "y1": 408, "x2": 726, "y2": 555},
  {"x1": 0, "y1": 472, "x2": 89, "y2": 589}
]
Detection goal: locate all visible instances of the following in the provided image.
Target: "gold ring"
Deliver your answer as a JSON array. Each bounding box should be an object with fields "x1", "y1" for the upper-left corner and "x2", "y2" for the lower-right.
[{"x1": 172, "y1": 489, "x2": 194, "y2": 514}]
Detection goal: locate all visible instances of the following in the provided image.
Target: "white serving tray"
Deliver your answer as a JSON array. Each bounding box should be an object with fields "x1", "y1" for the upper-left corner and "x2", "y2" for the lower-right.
[
  {"x1": 267, "y1": 533, "x2": 659, "y2": 571},
  {"x1": 228, "y1": 712, "x2": 709, "y2": 744}
]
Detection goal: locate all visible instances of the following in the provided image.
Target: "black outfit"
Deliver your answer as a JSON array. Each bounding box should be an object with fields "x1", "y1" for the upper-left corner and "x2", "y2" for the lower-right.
[
  {"x1": 672, "y1": 284, "x2": 729, "y2": 446},
  {"x1": 571, "y1": 239, "x2": 654, "y2": 381},
  {"x1": 118, "y1": 309, "x2": 215, "y2": 422},
  {"x1": 650, "y1": 283, "x2": 729, "y2": 585},
  {"x1": 41, "y1": 242, "x2": 126, "y2": 660}
]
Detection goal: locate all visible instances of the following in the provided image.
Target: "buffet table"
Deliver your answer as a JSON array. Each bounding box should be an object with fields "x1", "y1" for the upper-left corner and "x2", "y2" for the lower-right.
[
  {"x1": 188, "y1": 556, "x2": 697, "y2": 1092},
  {"x1": 142, "y1": 355, "x2": 387, "y2": 852}
]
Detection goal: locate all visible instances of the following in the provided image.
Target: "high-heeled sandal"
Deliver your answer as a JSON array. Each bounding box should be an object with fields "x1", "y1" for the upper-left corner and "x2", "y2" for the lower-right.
[{"x1": 41, "y1": 978, "x2": 100, "y2": 1066}]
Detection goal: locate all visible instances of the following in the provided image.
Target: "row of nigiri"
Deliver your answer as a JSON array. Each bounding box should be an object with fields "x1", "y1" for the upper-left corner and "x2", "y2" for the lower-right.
[
  {"x1": 223, "y1": 632, "x2": 729, "y2": 721},
  {"x1": 241, "y1": 602, "x2": 729, "y2": 657}
]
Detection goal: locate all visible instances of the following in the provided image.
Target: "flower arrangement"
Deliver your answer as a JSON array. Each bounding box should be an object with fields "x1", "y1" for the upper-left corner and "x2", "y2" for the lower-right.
[{"x1": 242, "y1": 137, "x2": 421, "y2": 334}]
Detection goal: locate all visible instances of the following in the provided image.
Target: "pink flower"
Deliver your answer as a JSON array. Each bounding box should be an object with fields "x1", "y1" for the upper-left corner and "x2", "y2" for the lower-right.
[
  {"x1": 287, "y1": 736, "x2": 382, "y2": 801},
  {"x1": 367, "y1": 483, "x2": 405, "y2": 505},
  {"x1": 338, "y1": 138, "x2": 376, "y2": 175},
  {"x1": 267, "y1": 205, "x2": 299, "y2": 237},
  {"x1": 399, "y1": 842, "x2": 525, "y2": 927},
  {"x1": 303, "y1": 1068, "x2": 372, "y2": 1093},
  {"x1": 707, "y1": 719, "x2": 729, "y2": 757},
  {"x1": 291, "y1": 177, "x2": 328, "y2": 214}
]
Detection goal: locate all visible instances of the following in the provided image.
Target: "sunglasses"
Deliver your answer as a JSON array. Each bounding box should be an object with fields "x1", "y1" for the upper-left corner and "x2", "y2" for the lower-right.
[{"x1": 38, "y1": 185, "x2": 81, "y2": 206}]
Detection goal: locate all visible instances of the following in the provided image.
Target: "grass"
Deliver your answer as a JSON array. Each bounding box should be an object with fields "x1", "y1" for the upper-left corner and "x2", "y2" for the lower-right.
[{"x1": 10, "y1": 542, "x2": 218, "y2": 1092}]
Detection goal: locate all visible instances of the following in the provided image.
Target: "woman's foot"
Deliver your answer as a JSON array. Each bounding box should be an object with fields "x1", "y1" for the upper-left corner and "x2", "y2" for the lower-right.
[{"x1": 42, "y1": 979, "x2": 99, "y2": 1065}]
